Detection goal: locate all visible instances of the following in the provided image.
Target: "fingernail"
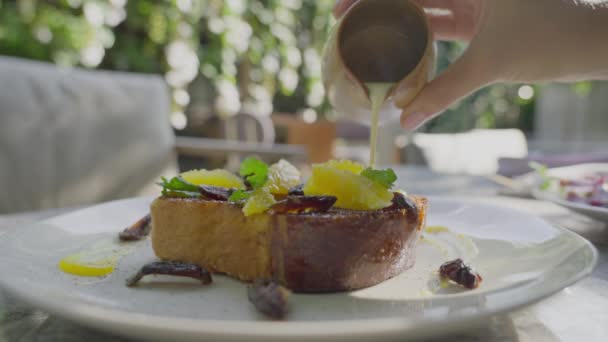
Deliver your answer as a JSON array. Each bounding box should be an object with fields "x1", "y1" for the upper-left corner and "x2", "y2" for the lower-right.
[
  {"x1": 394, "y1": 86, "x2": 409, "y2": 106},
  {"x1": 401, "y1": 112, "x2": 428, "y2": 132},
  {"x1": 333, "y1": 0, "x2": 354, "y2": 18},
  {"x1": 333, "y1": 1, "x2": 346, "y2": 17}
]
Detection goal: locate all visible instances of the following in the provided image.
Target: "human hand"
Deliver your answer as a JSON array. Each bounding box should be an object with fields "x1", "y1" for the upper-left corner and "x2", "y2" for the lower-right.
[{"x1": 334, "y1": 0, "x2": 608, "y2": 131}]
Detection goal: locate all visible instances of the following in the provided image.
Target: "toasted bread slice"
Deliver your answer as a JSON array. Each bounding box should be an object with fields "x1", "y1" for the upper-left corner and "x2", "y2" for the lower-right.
[{"x1": 150, "y1": 195, "x2": 427, "y2": 292}]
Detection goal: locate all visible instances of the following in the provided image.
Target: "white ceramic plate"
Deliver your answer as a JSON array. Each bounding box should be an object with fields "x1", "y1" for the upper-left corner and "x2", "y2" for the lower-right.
[
  {"x1": 0, "y1": 197, "x2": 597, "y2": 341},
  {"x1": 526, "y1": 163, "x2": 608, "y2": 222}
]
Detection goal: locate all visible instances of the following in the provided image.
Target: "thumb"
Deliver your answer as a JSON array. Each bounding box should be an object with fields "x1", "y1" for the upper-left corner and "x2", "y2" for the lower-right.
[
  {"x1": 333, "y1": 0, "x2": 357, "y2": 18},
  {"x1": 397, "y1": 49, "x2": 493, "y2": 131}
]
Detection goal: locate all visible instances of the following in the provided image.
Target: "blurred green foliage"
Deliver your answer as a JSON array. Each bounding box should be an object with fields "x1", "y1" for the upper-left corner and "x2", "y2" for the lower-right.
[
  {"x1": 424, "y1": 41, "x2": 536, "y2": 133},
  {"x1": 0, "y1": 0, "x2": 537, "y2": 133},
  {"x1": 0, "y1": 0, "x2": 334, "y2": 128}
]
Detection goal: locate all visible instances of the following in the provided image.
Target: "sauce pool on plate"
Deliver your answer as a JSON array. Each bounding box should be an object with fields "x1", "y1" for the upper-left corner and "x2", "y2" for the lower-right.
[{"x1": 58, "y1": 239, "x2": 135, "y2": 277}]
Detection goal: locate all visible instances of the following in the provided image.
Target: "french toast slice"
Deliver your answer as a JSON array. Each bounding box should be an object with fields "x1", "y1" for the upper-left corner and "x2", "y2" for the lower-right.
[{"x1": 150, "y1": 195, "x2": 427, "y2": 293}]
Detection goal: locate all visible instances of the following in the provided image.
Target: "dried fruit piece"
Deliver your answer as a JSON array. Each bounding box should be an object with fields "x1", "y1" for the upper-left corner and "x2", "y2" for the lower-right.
[
  {"x1": 303, "y1": 161, "x2": 393, "y2": 210},
  {"x1": 126, "y1": 261, "x2": 212, "y2": 287},
  {"x1": 242, "y1": 187, "x2": 277, "y2": 216},
  {"x1": 288, "y1": 184, "x2": 305, "y2": 196},
  {"x1": 199, "y1": 185, "x2": 234, "y2": 201},
  {"x1": 386, "y1": 192, "x2": 418, "y2": 223},
  {"x1": 269, "y1": 196, "x2": 337, "y2": 214},
  {"x1": 439, "y1": 259, "x2": 482, "y2": 289},
  {"x1": 389, "y1": 192, "x2": 409, "y2": 209},
  {"x1": 181, "y1": 169, "x2": 245, "y2": 189},
  {"x1": 266, "y1": 159, "x2": 301, "y2": 195},
  {"x1": 247, "y1": 279, "x2": 290, "y2": 319},
  {"x1": 119, "y1": 214, "x2": 151, "y2": 241}
]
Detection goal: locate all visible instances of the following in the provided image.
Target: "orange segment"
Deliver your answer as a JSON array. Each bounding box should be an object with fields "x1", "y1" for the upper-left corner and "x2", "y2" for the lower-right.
[
  {"x1": 181, "y1": 169, "x2": 245, "y2": 189},
  {"x1": 303, "y1": 162, "x2": 393, "y2": 210},
  {"x1": 325, "y1": 159, "x2": 365, "y2": 174},
  {"x1": 58, "y1": 254, "x2": 116, "y2": 277},
  {"x1": 243, "y1": 187, "x2": 277, "y2": 216}
]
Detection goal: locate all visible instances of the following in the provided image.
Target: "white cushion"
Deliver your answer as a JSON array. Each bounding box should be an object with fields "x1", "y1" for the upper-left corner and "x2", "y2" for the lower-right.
[{"x1": 0, "y1": 56, "x2": 175, "y2": 213}]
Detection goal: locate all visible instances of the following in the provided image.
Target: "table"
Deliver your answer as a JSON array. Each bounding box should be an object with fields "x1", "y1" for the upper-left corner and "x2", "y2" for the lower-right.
[{"x1": 1, "y1": 167, "x2": 607, "y2": 341}]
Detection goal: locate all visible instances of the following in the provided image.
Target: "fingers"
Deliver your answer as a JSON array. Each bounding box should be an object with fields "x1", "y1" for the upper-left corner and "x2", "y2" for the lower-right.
[
  {"x1": 333, "y1": 0, "x2": 357, "y2": 18},
  {"x1": 397, "y1": 49, "x2": 493, "y2": 131},
  {"x1": 426, "y1": 13, "x2": 476, "y2": 41},
  {"x1": 412, "y1": 0, "x2": 456, "y2": 9},
  {"x1": 414, "y1": 0, "x2": 478, "y2": 41},
  {"x1": 335, "y1": 0, "x2": 472, "y2": 40},
  {"x1": 426, "y1": 13, "x2": 458, "y2": 41},
  {"x1": 332, "y1": 0, "x2": 458, "y2": 19}
]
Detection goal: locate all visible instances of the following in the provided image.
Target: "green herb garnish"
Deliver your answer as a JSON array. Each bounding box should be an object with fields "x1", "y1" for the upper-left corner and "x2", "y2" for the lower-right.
[
  {"x1": 529, "y1": 162, "x2": 551, "y2": 190},
  {"x1": 158, "y1": 176, "x2": 200, "y2": 197},
  {"x1": 239, "y1": 157, "x2": 269, "y2": 189},
  {"x1": 228, "y1": 189, "x2": 252, "y2": 202},
  {"x1": 361, "y1": 167, "x2": 397, "y2": 189},
  {"x1": 162, "y1": 190, "x2": 201, "y2": 198}
]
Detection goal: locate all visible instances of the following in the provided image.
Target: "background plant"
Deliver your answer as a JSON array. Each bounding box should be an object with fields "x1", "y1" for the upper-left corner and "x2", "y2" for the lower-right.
[{"x1": 0, "y1": 0, "x2": 541, "y2": 134}]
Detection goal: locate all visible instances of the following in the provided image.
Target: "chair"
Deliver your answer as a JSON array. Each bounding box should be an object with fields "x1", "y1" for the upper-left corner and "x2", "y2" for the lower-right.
[
  {"x1": 176, "y1": 112, "x2": 306, "y2": 172},
  {"x1": 0, "y1": 56, "x2": 306, "y2": 214},
  {"x1": 0, "y1": 56, "x2": 177, "y2": 214}
]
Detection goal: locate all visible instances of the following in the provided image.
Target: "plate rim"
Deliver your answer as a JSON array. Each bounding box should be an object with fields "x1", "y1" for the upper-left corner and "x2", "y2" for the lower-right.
[{"x1": 0, "y1": 196, "x2": 599, "y2": 340}]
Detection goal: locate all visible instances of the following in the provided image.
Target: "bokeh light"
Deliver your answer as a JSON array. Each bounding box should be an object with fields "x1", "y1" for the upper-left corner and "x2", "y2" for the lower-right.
[
  {"x1": 518, "y1": 85, "x2": 535, "y2": 100},
  {"x1": 302, "y1": 108, "x2": 318, "y2": 123}
]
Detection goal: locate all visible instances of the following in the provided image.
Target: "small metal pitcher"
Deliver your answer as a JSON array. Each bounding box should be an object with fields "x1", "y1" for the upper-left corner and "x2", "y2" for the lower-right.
[{"x1": 322, "y1": 0, "x2": 435, "y2": 125}]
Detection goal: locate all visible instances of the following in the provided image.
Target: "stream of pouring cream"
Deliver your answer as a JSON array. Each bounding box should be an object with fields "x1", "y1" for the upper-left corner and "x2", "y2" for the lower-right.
[{"x1": 366, "y1": 83, "x2": 395, "y2": 167}]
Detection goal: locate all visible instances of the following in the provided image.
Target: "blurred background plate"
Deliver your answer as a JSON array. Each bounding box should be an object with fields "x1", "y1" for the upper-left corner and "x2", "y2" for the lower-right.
[{"x1": 528, "y1": 163, "x2": 608, "y2": 222}]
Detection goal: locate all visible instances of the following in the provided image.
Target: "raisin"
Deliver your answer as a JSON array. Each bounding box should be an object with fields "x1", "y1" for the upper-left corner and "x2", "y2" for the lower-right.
[
  {"x1": 269, "y1": 196, "x2": 336, "y2": 214},
  {"x1": 247, "y1": 279, "x2": 290, "y2": 319},
  {"x1": 126, "y1": 261, "x2": 212, "y2": 286},
  {"x1": 439, "y1": 258, "x2": 482, "y2": 290},
  {"x1": 198, "y1": 185, "x2": 234, "y2": 201},
  {"x1": 119, "y1": 214, "x2": 151, "y2": 241}
]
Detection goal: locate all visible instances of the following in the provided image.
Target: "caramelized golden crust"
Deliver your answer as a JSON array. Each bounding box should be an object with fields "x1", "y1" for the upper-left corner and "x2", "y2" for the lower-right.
[
  {"x1": 150, "y1": 196, "x2": 427, "y2": 292},
  {"x1": 151, "y1": 198, "x2": 272, "y2": 281}
]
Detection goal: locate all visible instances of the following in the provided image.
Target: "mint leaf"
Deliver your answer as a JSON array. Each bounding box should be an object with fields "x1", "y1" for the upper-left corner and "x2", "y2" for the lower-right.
[
  {"x1": 529, "y1": 162, "x2": 551, "y2": 190},
  {"x1": 529, "y1": 161, "x2": 547, "y2": 175},
  {"x1": 361, "y1": 167, "x2": 397, "y2": 189},
  {"x1": 158, "y1": 176, "x2": 200, "y2": 197},
  {"x1": 239, "y1": 157, "x2": 269, "y2": 189},
  {"x1": 162, "y1": 189, "x2": 201, "y2": 198},
  {"x1": 228, "y1": 189, "x2": 252, "y2": 202}
]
